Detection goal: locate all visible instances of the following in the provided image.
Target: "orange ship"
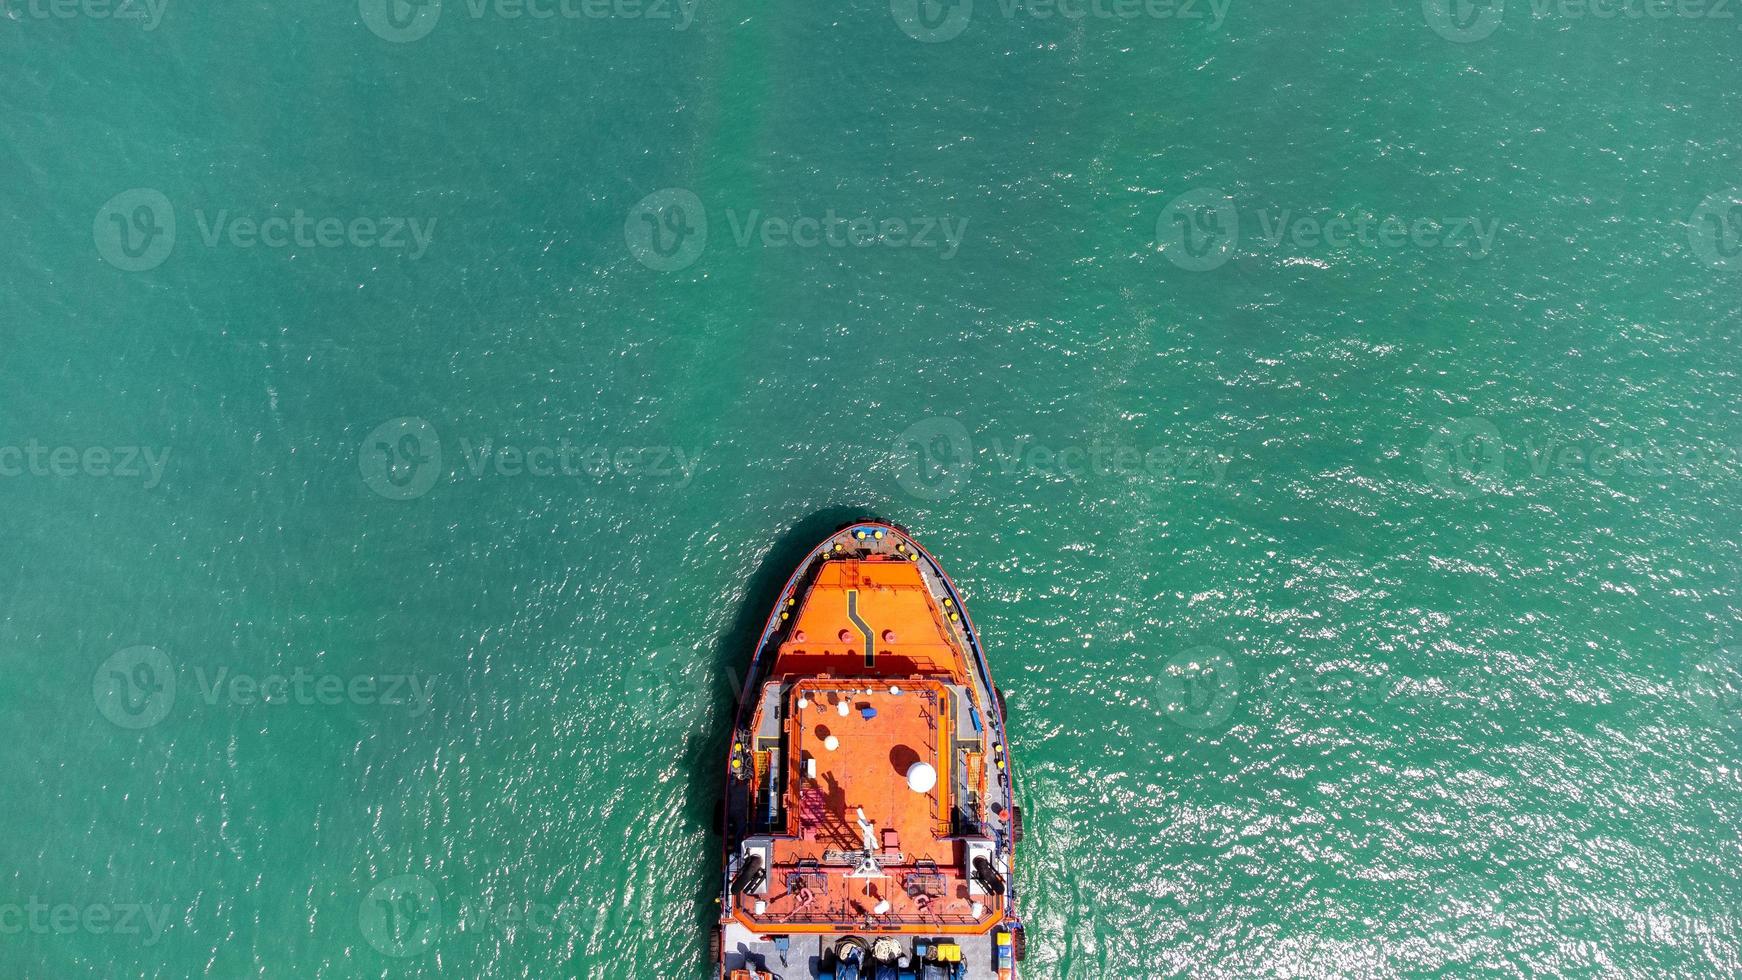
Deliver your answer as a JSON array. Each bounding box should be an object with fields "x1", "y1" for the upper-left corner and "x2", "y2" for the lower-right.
[{"x1": 714, "y1": 521, "x2": 1025, "y2": 980}]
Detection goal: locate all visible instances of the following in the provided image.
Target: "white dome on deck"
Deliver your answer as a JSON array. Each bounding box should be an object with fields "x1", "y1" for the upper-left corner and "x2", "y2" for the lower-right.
[{"x1": 907, "y1": 762, "x2": 938, "y2": 793}]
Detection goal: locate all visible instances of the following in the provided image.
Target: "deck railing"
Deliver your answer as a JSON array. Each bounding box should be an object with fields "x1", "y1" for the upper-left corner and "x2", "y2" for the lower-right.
[{"x1": 741, "y1": 908, "x2": 993, "y2": 928}]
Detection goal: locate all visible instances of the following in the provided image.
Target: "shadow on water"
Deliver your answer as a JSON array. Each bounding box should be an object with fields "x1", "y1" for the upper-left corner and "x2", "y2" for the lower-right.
[{"x1": 681, "y1": 506, "x2": 885, "y2": 950}]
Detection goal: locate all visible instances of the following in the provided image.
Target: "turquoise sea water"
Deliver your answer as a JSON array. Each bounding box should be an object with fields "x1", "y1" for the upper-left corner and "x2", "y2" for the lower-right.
[{"x1": 3, "y1": 0, "x2": 1740, "y2": 977}]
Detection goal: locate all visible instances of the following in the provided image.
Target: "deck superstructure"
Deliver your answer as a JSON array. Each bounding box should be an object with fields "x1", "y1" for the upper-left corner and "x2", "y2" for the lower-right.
[{"x1": 715, "y1": 522, "x2": 1024, "y2": 980}]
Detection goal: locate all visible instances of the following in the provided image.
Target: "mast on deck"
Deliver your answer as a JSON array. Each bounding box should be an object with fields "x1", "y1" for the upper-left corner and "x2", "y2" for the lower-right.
[{"x1": 849, "y1": 806, "x2": 883, "y2": 879}]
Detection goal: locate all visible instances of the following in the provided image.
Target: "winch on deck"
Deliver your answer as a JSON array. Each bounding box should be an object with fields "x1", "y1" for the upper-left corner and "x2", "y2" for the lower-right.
[{"x1": 723, "y1": 933, "x2": 1013, "y2": 980}]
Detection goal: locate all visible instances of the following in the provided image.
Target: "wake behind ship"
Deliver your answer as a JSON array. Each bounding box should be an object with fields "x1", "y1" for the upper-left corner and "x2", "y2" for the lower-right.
[{"x1": 714, "y1": 522, "x2": 1025, "y2": 980}]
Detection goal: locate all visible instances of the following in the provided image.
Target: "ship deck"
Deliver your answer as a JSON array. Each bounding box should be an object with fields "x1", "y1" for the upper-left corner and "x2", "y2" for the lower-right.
[
  {"x1": 720, "y1": 522, "x2": 1021, "y2": 979},
  {"x1": 734, "y1": 678, "x2": 997, "y2": 930}
]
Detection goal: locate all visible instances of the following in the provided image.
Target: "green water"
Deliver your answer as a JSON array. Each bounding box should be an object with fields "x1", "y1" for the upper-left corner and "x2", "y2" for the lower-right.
[{"x1": 3, "y1": 0, "x2": 1740, "y2": 977}]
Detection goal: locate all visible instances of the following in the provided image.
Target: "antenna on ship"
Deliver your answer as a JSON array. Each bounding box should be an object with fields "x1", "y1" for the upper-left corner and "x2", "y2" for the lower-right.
[{"x1": 849, "y1": 806, "x2": 883, "y2": 878}]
